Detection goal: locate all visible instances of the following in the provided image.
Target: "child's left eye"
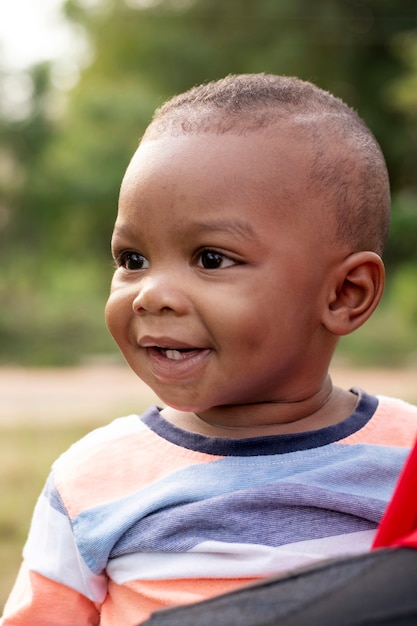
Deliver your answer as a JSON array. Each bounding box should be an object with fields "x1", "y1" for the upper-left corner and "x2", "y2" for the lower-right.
[{"x1": 198, "y1": 250, "x2": 235, "y2": 269}]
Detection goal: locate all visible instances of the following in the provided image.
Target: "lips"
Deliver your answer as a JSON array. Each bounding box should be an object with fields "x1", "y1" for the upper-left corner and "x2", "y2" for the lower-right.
[{"x1": 139, "y1": 336, "x2": 201, "y2": 351}]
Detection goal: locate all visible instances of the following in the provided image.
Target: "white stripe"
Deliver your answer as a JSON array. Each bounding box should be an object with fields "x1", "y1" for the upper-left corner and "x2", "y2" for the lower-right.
[
  {"x1": 108, "y1": 529, "x2": 375, "y2": 583},
  {"x1": 23, "y1": 493, "x2": 108, "y2": 602}
]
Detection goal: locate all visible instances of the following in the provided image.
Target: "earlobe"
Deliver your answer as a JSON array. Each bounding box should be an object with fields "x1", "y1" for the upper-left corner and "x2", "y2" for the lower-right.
[{"x1": 323, "y1": 252, "x2": 385, "y2": 336}]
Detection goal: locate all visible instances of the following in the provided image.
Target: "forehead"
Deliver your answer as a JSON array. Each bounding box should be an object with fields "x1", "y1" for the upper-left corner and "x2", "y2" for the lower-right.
[
  {"x1": 115, "y1": 130, "x2": 342, "y2": 257},
  {"x1": 120, "y1": 127, "x2": 313, "y2": 214}
]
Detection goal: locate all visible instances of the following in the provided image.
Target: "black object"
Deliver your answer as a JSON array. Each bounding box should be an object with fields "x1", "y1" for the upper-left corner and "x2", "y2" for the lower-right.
[{"x1": 142, "y1": 548, "x2": 417, "y2": 626}]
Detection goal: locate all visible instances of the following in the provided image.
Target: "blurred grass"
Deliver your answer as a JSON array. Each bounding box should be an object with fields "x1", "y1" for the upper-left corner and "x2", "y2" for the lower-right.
[{"x1": 0, "y1": 421, "x2": 97, "y2": 610}]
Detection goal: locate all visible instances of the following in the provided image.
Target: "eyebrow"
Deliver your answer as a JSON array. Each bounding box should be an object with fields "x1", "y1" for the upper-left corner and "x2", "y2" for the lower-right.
[
  {"x1": 189, "y1": 218, "x2": 259, "y2": 241},
  {"x1": 112, "y1": 218, "x2": 260, "y2": 243},
  {"x1": 111, "y1": 223, "x2": 133, "y2": 241}
]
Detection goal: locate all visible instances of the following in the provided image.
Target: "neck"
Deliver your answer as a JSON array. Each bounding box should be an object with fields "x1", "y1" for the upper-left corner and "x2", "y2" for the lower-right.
[{"x1": 161, "y1": 377, "x2": 358, "y2": 438}]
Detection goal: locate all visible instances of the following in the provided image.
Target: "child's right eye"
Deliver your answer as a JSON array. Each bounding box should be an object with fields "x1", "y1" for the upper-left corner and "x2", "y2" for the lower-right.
[{"x1": 118, "y1": 251, "x2": 149, "y2": 270}]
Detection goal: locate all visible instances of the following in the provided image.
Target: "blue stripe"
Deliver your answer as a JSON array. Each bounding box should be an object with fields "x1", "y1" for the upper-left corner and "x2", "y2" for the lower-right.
[
  {"x1": 110, "y1": 484, "x2": 378, "y2": 557},
  {"x1": 43, "y1": 473, "x2": 68, "y2": 516},
  {"x1": 68, "y1": 442, "x2": 408, "y2": 574}
]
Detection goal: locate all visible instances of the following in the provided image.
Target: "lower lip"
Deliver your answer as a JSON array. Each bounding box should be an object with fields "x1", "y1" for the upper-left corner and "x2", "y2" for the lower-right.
[{"x1": 145, "y1": 347, "x2": 212, "y2": 382}]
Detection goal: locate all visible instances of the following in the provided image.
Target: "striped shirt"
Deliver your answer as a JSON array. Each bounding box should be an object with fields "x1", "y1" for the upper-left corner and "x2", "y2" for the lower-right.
[{"x1": 2, "y1": 389, "x2": 417, "y2": 625}]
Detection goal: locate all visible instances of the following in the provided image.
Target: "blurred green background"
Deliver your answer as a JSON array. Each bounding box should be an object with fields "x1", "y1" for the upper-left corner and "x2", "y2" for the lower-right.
[
  {"x1": 1, "y1": 0, "x2": 417, "y2": 368},
  {"x1": 0, "y1": 0, "x2": 417, "y2": 365},
  {"x1": 2, "y1": 0, "x2": 417, "y2": 609}
]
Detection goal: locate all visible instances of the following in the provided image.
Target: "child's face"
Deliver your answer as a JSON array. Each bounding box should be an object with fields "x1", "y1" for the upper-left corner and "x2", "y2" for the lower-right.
[{"x1": 106, "y1": 128, "x2": 343, "y2": 416}]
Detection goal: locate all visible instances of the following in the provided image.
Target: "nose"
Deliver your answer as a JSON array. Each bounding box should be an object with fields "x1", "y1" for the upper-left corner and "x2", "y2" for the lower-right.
[{"x1": 132, "y1": 273, "x2": 189, "y2": 316}]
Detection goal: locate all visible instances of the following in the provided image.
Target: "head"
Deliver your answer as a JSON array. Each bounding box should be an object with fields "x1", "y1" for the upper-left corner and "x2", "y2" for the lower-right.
[
  {"x1": 144, "y1": 73, "x2": 391, "y2": 256},
  {"x1": 105, "y1": 73, "x2": 389, "y2": 419}
]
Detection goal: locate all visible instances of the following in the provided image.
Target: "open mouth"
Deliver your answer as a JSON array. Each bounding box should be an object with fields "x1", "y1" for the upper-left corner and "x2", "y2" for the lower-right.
[
  {"x1": 143, "y1": 343, "x2": 212, "y2": 381},
  {"x1": 156, "y1": 347, "x2": 200, "y2": 361}
]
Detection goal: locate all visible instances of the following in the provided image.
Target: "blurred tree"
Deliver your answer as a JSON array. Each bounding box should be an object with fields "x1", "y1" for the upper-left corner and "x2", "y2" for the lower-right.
[
  {"x1": 381, "y1": 28, "x2": 417, "y2": 270},
  {"x1": 4, "y1": 64, "x2": 56, "y2": 243}
]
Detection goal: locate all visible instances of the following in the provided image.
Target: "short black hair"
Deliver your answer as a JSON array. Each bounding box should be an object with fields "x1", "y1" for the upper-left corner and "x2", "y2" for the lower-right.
[{"x1": 143, "y1": 73, "x2": 390, "y2": 255}]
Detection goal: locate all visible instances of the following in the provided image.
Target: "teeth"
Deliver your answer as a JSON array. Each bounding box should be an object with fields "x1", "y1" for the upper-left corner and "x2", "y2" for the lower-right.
[{"x1": 165, "y1": 349, "x2": 184, "y2": 360}]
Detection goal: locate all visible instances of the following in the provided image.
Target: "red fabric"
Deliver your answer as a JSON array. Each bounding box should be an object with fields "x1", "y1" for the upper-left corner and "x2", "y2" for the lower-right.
[{"x1": 373, "y1": 441, "x2": 417, "y2": 549}]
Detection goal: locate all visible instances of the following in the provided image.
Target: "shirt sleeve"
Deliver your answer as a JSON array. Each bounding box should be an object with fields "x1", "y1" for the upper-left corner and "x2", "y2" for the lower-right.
[
  {"x1": 1, "y1": 563, "x2": 101, "y2": 626},
  {"x1": 1, "y1": 473, "x2": 107, "y2": 625}
]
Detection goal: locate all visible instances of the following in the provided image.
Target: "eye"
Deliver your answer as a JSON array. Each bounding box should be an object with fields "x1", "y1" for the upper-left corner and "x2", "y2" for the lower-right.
[
  {"x1": 198, "y1": 249, "x2": 235, "y2": 269},
  {"x1": 117, "y1": 251, "x2": 149, "y2": 270}
]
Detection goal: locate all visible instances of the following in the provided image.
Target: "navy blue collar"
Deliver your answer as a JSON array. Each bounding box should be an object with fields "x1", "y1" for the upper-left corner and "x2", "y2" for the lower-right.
[{"x1": 140, "y1": 388, "x2": 378, "y2": 457}]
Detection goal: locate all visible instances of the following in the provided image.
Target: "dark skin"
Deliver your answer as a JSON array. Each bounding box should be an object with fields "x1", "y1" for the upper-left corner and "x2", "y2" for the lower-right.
[{"x1": 106, "y1": 124, "x2": 385, "y2": 438}]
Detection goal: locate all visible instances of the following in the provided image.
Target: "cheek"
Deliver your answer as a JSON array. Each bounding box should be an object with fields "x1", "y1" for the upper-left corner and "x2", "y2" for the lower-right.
[
  {"x1": 209, "y1": 294, "x2": 273, "y2": 351},
  {"x1": 219, "y1": 281, "x2": 310, "y2": 352},
  {"x1": 104, "y1": 296, "x2": 117, "y2": 338},
  {"x1": 105, "y1": 290, "x2": 130, "y2": 341}
]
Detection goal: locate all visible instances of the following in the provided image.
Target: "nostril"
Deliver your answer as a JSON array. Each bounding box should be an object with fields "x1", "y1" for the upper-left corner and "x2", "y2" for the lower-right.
[{"x1": 132, "y1": 298, "x2": 146, "y2": 314}]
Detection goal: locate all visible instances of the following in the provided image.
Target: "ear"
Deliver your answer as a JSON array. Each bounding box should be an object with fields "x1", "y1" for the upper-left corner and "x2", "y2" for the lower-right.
[{"x1": 322, "y1": 251, "x2": 385, "y2": 336}]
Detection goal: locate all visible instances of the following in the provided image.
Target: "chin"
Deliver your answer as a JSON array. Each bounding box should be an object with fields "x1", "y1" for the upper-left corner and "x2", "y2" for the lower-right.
[
  {"x1": 163, "y1": 399, "x2": 204, "y2": 413},
  {"x1": 157, "y1": 393, "x2": 214, "y2": 414}
]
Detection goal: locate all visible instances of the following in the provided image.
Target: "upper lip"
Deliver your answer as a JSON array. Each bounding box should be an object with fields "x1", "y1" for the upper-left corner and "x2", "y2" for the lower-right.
[{"x1": 138, "y1": 336, "x2": 204, "y2": 350}]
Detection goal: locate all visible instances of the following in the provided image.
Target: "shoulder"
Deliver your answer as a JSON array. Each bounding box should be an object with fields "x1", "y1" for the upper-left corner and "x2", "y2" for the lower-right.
[
  {"x1": 48, "y1": 406, "x2": 212, "y2": 515},
  {"x1": 50, "y1": 408, "x2": 160, "y2": 497},
  {"x1": 376, "y1": 395, "x2": 417, "y2": 417},
  {"x1": 375, "y1": 395, "x2": 417, "y2": 432},
  {"x1": 54, "y1": 412, "x2": 148, "y2": 468},
  {"x1": 344, "y1": 394, "x2": 417, "y2": 448}
]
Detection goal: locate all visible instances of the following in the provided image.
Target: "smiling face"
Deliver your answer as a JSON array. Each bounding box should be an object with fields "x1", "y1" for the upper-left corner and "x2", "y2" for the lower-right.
[{"x1": 105, "y1": 127, "x2": 349, "y2": 423}]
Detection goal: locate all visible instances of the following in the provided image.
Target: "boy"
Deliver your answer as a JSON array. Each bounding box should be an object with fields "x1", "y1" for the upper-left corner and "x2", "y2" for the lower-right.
[{"x1": 2, "y1": 73, "x2": 417, "y2": 625}]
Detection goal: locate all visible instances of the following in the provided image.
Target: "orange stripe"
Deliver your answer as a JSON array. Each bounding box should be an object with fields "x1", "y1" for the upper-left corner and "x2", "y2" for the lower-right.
[
  {"x1": 336, "y1": 399, "x2": 417, "y2": 447},
  {"x1": 55, "y1": 428, "x2": 222, "y2": 518},
  {"x1": 101, "y1": 577, "x2": 260, "y2": 625},
  {"x1": 2, "y1": 566, "x2": 99, "y2": 625}
]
